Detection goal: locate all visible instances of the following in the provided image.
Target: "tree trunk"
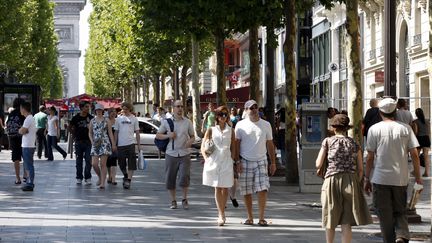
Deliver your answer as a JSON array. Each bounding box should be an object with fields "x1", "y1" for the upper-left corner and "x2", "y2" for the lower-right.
[
  {"x1": 145, "y1": 78, "x2": 150, "y2": 112},
  {"x1": 181, "y1": 65, "x2": 188, "y2": 109},
  {"x1": 265, "y1": 27, "x2": 276, "y2": 133},
  {"x1": 283, "y1": 0, "x2": 299, "y2": 184},
  {"x1": 215, "y1": 27, "x2": 226, "y2": 106},
  {"x1": 249, "y1": 25, "x2": 260, "y2": 101},
  {"x1": 345, "y1": 0, "x2": 363, "y2": 146},
  {"x1": 154, "y1": 73, "x2": 160, "y2": 106},
  {"x1": 191, "y1": 34, "x2": 203, "y2": 137},
  {"x1": 160, "y1": 73, "x2": 165, "y2": 107}
]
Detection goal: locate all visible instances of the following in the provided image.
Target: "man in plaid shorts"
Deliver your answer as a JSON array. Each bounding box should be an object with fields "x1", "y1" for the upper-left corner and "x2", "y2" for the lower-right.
[{"x1": 234, "y1": 100, "x2": 277, "y2": 226}]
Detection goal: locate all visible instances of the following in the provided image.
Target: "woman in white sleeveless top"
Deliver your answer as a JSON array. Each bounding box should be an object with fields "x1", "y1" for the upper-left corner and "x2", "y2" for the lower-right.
[{"x1": 201, "y1": 106, "x2": 235, "y2": 226}]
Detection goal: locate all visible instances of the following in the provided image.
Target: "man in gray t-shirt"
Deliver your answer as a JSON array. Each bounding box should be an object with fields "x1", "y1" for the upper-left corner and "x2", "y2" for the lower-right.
[
  {"x1": 364, "y1": 98, "x2": 422, "y2": 243},
  {"x1": 156, "y1": 100, "x2": 195, "y2": 210}
]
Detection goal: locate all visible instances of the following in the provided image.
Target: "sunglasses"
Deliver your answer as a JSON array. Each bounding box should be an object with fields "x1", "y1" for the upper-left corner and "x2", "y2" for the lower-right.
[
  {"x1": 218, "y1": 112, "x2": 228, "y2": 118},
  {"x1": 249, "y1": 105, "x2": 258, "y2": 110},
  {"x1": 174, "y1": 105, "x2": 184, "y2": 108}
]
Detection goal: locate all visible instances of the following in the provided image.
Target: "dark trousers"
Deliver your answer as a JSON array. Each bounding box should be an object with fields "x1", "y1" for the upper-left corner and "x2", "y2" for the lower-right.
[
  {"x1": 36, "y1": 128, "x2": 48, "y2": 158},
  {"x1": 47, "y1": 135, "x2": 67, "y2": 160},
  {"x1": 373, "y1": 184, "x2": 409, "y2": 242},
  {"x1": 75, "y1": 141, "x2": 92, "y2": 180}
]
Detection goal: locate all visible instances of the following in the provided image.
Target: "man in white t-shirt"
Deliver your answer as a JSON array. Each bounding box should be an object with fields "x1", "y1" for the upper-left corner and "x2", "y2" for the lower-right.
[
  {"x1": 114, "y1": 102, "x2": 140, "y2": 189},
  {"x1": 234, "y1": 100, "x2": 276, "y2": 226},
  {"x1": 364, "y1": 98, "x2": 422, "y2": 243},
  {"x1": 19, "y1": 102, "x2": 37, "y2": 191}
]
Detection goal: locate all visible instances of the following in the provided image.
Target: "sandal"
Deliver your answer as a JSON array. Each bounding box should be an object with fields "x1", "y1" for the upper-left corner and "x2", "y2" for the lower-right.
[
  {"x1": 258, "y1": 219, "x2": 269, "y2": 227},
  {"x1": 242, "y1": 219, "x2": 253, "y2": 225},
  {"x1": 15, "y1": 180, "x2": 21, "y2": 185},
  {"x1": 111, "y1": 182, "x2": 117, "y2": 185}
]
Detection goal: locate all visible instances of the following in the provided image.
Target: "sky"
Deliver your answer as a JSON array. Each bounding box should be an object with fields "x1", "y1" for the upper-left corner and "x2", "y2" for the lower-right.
[{"x1": 78, "y1": 1, "x2": 93, "y2": 95}]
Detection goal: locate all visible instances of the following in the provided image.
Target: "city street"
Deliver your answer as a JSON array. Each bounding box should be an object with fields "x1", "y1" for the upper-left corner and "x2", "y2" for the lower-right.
[{"x1": 0, "y1": 146, "x2": 429, "y2": 242}]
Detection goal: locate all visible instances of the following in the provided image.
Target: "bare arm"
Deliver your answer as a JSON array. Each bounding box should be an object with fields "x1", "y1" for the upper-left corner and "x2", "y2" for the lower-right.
[
  {"x1": 230, "y1": 129, "x2": 236, "y2": 161},
  {"x1": 356, "y1": 150, "x2": 363, "y2": 179},
  {"x1": 315, "y1": 147, "x2": 327, "y2": 169},
  {"x1": 107, "y1": 120, "x2": 116, "y2": 151},
  {"x1": 19, "y1": 127, "x2": 28, "y2": 135},
  {"x1": 266, "y1": 140, "x2": 277, "y2": 176},
  {"x1": 409, "y1": 147, "x2": 423, "y2": 185},
  {"x1": 364, "y1": 151, "x2": 375, "y2": 195},
  {"x1": 88, "y1": 122, "x2": 94, "y2": 144}
]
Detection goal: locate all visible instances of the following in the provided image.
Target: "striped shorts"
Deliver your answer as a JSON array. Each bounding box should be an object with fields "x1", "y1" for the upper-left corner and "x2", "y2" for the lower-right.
[{"x1": 239, "y1": 158, "x2": 270, "y2": 195}]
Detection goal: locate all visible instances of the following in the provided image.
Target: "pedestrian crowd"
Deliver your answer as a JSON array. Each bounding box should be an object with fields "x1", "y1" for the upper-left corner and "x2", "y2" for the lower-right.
[{"x1": 1, "y1": 96, "x2": 429, "y2": 243}]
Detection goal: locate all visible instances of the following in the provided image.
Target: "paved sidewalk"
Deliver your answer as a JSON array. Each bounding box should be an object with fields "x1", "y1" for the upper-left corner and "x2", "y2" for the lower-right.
[{"x1": 0, "y1": 148, "x2": 429, "y2": 242}]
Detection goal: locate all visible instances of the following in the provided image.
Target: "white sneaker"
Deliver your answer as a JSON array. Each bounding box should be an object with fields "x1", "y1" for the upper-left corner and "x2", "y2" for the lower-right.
[
  {"x1": 84, "y1": 179, "x2": 92, "y2": 185},
  {"x1": 76, "y1": 179, "x2": 82, "y2": 184}
]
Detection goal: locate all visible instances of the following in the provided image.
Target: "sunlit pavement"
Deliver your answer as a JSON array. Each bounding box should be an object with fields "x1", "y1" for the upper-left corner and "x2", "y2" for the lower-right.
[{"x1": 0, "y1": 145, "x2": 429, "y2": 242}]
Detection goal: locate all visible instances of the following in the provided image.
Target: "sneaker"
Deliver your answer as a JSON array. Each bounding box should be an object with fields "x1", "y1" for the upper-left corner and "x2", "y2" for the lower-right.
[
  {"x1": 170, "y1": 200, "x2": 177, "y2": 209},
  {"x1": 123, "y1": 179, "x2": 131, "y2": 189},
  {"x1": 84, "y1": 179, "x2": 92, "y2": 185},
  {"x1": 182, "y1": 199, "x2": 189, "y2": 209},
  {"x1": 76, "y1": 179, "x2": 83, "y2": 184},
  {"x1": 21, "y1": 184, "x2": 34, "y2": 191}
]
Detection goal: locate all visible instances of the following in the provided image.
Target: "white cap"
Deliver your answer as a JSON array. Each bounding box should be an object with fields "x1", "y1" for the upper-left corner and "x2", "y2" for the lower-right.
[
  {"x1": 94, "y1": 103, "x2": 104, "y2": 111},
  {"x1": 378, "y1": 98, "x2": 397, "y2": 114},
  {"x1": 244, "y1": 100, "x2": 257, "y2": 109}
]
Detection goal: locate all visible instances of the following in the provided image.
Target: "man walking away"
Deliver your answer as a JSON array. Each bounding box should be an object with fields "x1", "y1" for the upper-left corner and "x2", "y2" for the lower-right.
[
  {"x1": 362, "y1": 98, "x2": 382, "y2": 143},
  {"x1": 114, "y1": 102, "x2": 140, "y2": 189},
  {"x1": 70, "y1": 101, "x2": 93, "y2": 185},
  {"x1": 19, "y1": 102, "x2": 37, "y2": 191},
  {"x1": 156, "y1": 100, "x2": 195, "y2": 209},
  {"x1": 234, "y1": 100, "x2": 277, "y2": 226},
  {"x1": 364, "y1": 98, "x2": 423, "y2": 243},
  {"x1": 34, "y1": 105, "x2": 48, "y2": 159}
]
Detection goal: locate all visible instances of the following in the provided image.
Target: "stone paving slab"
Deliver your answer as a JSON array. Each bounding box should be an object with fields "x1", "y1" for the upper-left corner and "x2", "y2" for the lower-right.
[{"x1": 0, "y1": 147, "x2": 429, "y2": 242}]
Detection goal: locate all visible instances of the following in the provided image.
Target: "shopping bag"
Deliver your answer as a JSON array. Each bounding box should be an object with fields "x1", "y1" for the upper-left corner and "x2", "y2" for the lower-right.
[{"x1": 138, "y1": 150, "x2": 147, "y2": 170}]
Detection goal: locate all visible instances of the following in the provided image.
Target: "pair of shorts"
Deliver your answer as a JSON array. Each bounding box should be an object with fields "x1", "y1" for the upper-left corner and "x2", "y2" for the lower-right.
[
  {"x1": 8, "y1": 136, "x2": 22, "y2": 162},
  {"x1": 417, "y1": 135, "x2": 431, "y2": 148},
  {"x1": 165, "y1": 154, "x2": 191, "y2": 190},
  {"x1": 238, "y1": 158, "x2": 270, "y2": 195},
  {"x1": 107, "y1": 151, "x2": 118, "y2": 167},
  {"x1": 117, "y1": 144, "x2": 137, "y2": 170}
]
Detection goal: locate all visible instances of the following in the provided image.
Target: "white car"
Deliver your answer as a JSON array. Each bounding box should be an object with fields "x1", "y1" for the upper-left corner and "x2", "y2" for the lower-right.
[{"x1": 137, "y1": 117, "x2": 201, "y2": 157}]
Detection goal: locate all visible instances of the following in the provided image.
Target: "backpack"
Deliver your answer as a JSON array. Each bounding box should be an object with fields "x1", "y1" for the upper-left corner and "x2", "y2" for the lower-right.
[{"x1": 154, "y1": 118, "x2": 174, "y2": 152}]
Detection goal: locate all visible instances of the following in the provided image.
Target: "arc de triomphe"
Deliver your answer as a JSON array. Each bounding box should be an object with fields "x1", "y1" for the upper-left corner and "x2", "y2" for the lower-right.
[{"x1": 52, "y1": 0, "x2": 86, "y2": 98}]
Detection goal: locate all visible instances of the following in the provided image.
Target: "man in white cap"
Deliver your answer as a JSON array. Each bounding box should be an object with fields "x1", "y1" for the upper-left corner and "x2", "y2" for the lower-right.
[
  {"x1": 234, "y1": 99, "x2": 276, "y2": 226},
  {"x1": 364, "y1": 97, "x2": 422, "y2": 243}
]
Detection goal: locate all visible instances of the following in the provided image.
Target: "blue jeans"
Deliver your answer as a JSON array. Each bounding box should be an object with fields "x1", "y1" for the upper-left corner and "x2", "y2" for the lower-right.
[
  {"x1": 22, "y1": 147, "x2": 36, "y2": 186},
  {"x1": 47, "y1": 135, "x2": 67, "y2": 160},
  {"x1": 75, "y1": 141, "x2": 92, "y2": 180}
]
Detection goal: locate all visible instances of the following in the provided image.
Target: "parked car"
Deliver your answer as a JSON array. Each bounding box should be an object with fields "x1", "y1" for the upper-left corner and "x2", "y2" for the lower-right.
[{"x1": 137, "y1": 117, "x2": 201, "y2": 157}]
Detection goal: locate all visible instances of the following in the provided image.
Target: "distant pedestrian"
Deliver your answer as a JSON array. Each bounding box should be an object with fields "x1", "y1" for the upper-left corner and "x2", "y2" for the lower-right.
[
  {"x1": 362, "y1": 98, "x2": 382, "y2": 142},
  {"x1": 114, "y1": 102, "x2": 140, "y2": 189},
  {"x1": 156, "y1": 100, "x2": 195, "y2": 209},
  {"x1": 34, "y1": 105, "x2": 48, "y2": 159},
  {"x1": 275, "y1": 107, "x2": 286, "y2": 166},
  {"x1": 412, "y1": 108, "x2": 430, "y2": 177},
  {"x1": 364, "y1": 98, "x2": 423, "y2": 243},
  {"x1": 89, "y1": 104, "x2": 116, "y2": 189},
  {"x1": 6, "y1": 98, "x2": 26, "y2": 184},
  {"x1": 106, "y1": 108, "x2": 118, "y2": 185},
  {"x1": 201, "y1": 106, "x2": 235, "y2": 226},
  {"x1": 229, "y1": 107, "x2": 238, "y2": 128},
  {"x1": 70, "y1": 101, "x2": 93, "y2": 185},
  {"x1": 201, "y1": 102, "x2": 216, "y2": 134},
  {"x1": 19, "y1": 102, "x2": 37, "y2": 191},
  {"x1": 395, "y1": 98, "x2": 413, "y2": 125},
  {"x1": 234, "y1": 99, "x2": 276, "y2": 226},
  {"x1": 60, "y1": 114, "x2": 68, "y2": 142},
  {"x1": 316, "y1": 114, "x2": 372, "y2": 243},
  {"x1": 46, "y1": 106, "x2": 67, "y2": 161}
]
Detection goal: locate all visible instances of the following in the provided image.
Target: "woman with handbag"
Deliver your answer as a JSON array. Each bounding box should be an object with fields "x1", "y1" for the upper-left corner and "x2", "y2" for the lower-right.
[
  {"x1": 201, "y1": 106, "x2": 235, "y2": 226},
  {"x1": 88, "y1": 104, "x2": 116, "y2": 189},
  {"x1": 315, "y1": 114, "x2": 372, "y2": 243}
]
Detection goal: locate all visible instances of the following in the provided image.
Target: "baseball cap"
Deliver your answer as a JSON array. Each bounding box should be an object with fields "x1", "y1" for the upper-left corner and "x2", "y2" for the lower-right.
[
  {"x1": 244, "y1": 100, "x2": 257, "y2": 109},
  {"x1": 378, "y1": 98, "x2": 397, "y2": 114},
  {"x1": 94, "y1": 103, "x2": 104, "y2": 111}
]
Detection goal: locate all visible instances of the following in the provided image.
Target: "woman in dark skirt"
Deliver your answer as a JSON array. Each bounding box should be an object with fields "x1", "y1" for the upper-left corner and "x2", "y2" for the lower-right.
[{"x1": 412, "y1": 108, "x2": 430, "y2": 177}]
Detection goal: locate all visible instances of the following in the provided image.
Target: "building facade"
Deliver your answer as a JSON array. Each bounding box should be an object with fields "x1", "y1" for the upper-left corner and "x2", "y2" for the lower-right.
[{"x1": 52, "y1": 0, "x2": 86, "y2": 98}]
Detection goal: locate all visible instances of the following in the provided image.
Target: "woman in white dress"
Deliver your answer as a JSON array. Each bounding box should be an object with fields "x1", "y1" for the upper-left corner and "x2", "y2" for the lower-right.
[{"x1": 201, "y1": 106, "x2": 235, "y2": 226}]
